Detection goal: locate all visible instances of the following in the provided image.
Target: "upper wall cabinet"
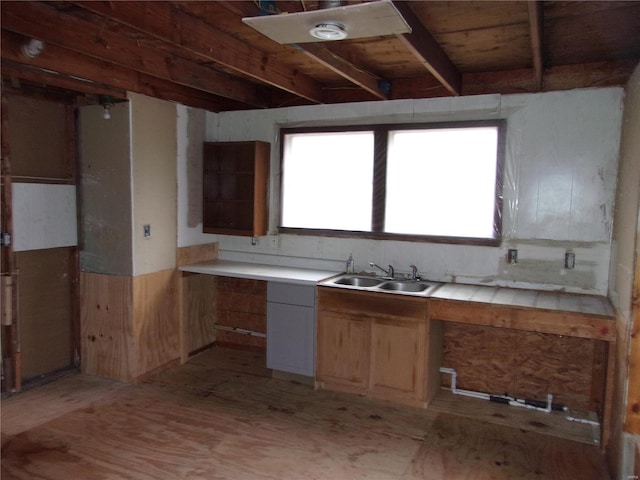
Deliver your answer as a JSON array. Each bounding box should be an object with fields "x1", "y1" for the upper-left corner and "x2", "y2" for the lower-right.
[{"x1": 203, "y1": 141, "x2": 270, "y2": 237}]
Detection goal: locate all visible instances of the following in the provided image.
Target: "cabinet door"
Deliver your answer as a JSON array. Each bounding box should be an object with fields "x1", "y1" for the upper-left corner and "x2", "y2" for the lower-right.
[
  {"x1": 369, "y1": 317, "x2": 426, "y2": 405},
  {"x1": 202, "y1": 141, "x2": 269, "y2": 236},
  {"x1": 316, "y1": 310, "x2": 370, "y2": 392},
  {"x1": 266, "y1": 302, "x2": 314, "y2": 376}
]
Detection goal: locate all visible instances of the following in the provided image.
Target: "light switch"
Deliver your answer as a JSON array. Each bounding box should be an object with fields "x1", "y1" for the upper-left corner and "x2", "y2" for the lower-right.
[{"x1": 143, "y1": 224, "x2": 151, "y2": 238}]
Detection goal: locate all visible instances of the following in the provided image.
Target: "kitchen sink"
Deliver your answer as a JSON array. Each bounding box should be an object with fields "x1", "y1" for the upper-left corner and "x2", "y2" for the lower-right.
[
  {"x1": 334, "y1": 276, "x2": 383, "y2": 287},
  {"x1": 324, "y1": 274, "x2": 441, "y2": 296},
  {"x1": 378, "y1": 281, "x2": 431, "y2": 292}
]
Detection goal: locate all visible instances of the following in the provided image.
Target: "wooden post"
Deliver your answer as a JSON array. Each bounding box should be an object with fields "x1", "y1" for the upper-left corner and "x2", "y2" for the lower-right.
[{"x1": 1, "y1": 94, "x2": 20, "y2": 392}]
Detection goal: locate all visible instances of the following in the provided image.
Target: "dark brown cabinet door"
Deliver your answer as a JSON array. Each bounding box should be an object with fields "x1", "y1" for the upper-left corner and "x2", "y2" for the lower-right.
[{"x1": 203, "y1": 141, "x2": 269, "y2": 236}]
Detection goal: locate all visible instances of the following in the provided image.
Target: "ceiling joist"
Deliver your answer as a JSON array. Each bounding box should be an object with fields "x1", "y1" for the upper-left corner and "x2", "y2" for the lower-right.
[
  {"x1": 297, "y1": 44, "x2": 389, "y2": 100},
  {"x1": 392, "y1": 1, "x2": 461, "y2": 96},
  {"x1": 528, "y1": 1, "x2": 544, "y2": 90},
  {"x1": 1, "y1": 1, "x2": 637, "y2": 111},
  {"x1": 220, "y1": 1, "x2": 389, "y2": 100},
  {"x1": 71, "y1": 1, "x2": 326, "y2": 105},
  {"x1": 1, "y1": 1, "x2": 266, "y2": 108},
  {"x1": 0, "y1": 30, "x2": 237, "y2": 112}
]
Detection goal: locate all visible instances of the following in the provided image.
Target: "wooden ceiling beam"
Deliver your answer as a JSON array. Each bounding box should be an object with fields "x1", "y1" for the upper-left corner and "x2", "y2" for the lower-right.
[
  {"x1": 528, "y1": 1, "x2": 544, "y2": 90},
  {"x1": 71, "y1": 1, "x2": 326, "y2": 105},
  {"x1": 216, "y1": 1, "x2": 389, "y2": 100},
  {"x1": 391, "y1": 60, "x2": 637, "y2": 99},
  {"x1": 297, "y1": 44, "x2": 388, "y2": 100},
  {"x1": 392, "y1": 1, "x2": 462, "y2": 96},
  {"x1": 0, "y1": 30, "x2": 238, "y2": 112},
  {"x1": 1, "y1": 2, "x2": 267, "y2": 108},
  {"x1": 1, "y1": 60, "x2": 126, "y2": 100}
]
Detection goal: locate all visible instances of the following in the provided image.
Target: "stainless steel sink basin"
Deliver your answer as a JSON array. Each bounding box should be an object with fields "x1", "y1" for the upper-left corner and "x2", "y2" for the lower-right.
[
  {"x1": 325, "y1": 274, "x2": 441, "y2": 296},
  {"x1": 334, "y1": 276, "x2": 383, "y2": 287},
  {"x1": 378, "y1": 281, "x2": 431, "y2": 292}
]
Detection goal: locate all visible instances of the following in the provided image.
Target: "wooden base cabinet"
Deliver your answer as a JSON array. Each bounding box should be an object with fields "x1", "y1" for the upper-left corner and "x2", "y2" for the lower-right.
[
  {"x1": 316, "y1": 287, "x2": 430, "y2": 408},
  {"x1": 370, "y1": 317, "x2": 427, "y2": 404},
  {"x1": 316, "y1": 310, "x2": 370, "y2": 393}
]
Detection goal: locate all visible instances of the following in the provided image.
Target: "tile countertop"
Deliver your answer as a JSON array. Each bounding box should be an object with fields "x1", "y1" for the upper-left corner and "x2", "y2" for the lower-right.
[
  {"x1": 178, "y1": 259, "x2": 341, "y2": 286},
  {"x1": 430, "y1": 283, "x2": 614, "y2": 317}
]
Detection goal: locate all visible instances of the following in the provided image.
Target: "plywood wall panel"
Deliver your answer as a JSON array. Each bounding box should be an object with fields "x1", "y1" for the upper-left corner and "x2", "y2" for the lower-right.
[
  {"x1": 176, "y1": 243, "x2": 218, "y2": 266},
  {"x1": 513, "y1": 333, "x2": 595, "y2": 411},
  {"x1": 132, "y1": 269, "x2": 180, "y2": 377},
  {"x1": 8, "y1": 95, "x2": 67, "y2": 180},
  {"x1": 17, "y1": 248, "x2": 73, "y2": 380},
  {"x1": 216, "y1": 277, "x2": 266, "y2": 349},
  {"x1": 80, "y1": 272, "x2": 134, "y2": 383},
  {"x1": 442, "y1": 322, "x2": 600, "y2": 411},
  {"x1": 183, "y1": 273, "x2": 217, "y2": 354}
]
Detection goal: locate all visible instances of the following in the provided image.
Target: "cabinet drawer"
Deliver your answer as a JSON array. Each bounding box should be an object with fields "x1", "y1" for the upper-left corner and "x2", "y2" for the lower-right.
[{"x1": 267, "y1": 282, "x2": 315, "y2": 307}]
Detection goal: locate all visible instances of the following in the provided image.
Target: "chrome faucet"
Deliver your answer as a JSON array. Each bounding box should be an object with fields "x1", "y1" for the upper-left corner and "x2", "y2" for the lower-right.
[
  {"x1": 370, "y1": 262, "x2": 394, "y2": 278},
  {"x1": 409, "y1": 264, "x2": 420, "y2": 281}
]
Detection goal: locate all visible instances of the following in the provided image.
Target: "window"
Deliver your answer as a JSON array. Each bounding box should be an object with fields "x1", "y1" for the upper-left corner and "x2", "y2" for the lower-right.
[{"x1": 280, "y1": 121, "x2": 504, "y2": 244}]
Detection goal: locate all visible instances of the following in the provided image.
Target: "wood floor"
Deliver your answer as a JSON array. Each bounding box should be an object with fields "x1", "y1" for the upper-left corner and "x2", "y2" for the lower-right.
[{"x1": 1, "y1": 347, "x2": 610, "y2": 479}]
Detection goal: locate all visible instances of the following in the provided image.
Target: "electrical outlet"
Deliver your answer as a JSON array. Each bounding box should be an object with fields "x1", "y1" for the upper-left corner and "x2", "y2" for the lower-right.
[
  {"x1": 507, "y1": 248, "x2": 518, "y2": 264},
  {"x1": 565, "y1": 252, "x2": 575, "y2": 269},
  {"x1": 143, "y1": 224, "x2": 151, "y2": 238}
]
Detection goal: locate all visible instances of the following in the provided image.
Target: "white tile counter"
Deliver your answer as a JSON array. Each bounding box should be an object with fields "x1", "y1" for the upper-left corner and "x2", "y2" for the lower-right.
[{"x1": 179, "y1": 259, "x2": 340, "y2": 285}]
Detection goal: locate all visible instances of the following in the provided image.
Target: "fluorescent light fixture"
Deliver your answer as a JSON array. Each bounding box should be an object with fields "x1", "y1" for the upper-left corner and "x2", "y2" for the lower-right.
[{"x1": 242, "y1": 0, "x2": 411, "y2": 44}]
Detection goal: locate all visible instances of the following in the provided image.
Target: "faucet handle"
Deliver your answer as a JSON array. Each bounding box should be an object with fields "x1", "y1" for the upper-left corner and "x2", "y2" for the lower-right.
[{"x1": 409, "y1": 264, "x2": 420, "y2": 281}]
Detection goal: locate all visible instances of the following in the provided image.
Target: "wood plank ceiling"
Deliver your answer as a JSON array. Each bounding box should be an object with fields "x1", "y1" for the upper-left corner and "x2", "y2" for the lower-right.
[{"x1": 1, "y1": 1, "x2": 639, "y2": 110}]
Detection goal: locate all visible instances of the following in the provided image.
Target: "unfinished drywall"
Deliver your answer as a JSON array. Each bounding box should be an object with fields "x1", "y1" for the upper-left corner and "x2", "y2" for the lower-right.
[
  {"x1": 191, "y1": 88, "x2": 623, "y2": 294},
  {"x1": 608, "y1": 63, "x2": 640, "y2": 480},
  {"x1": 129, "y1": 92, "x2": 177, "y2": 276},
  {"x1": 177, "y1": 104, "x2": 212, "y2": 247},
  {"x1": 8, "y1": 95, "x2": 67, "y2": 180},
  {"x1": 79, "y1": 102, "x2": 133, "y2": 276},
  {"x1": 17, "y1": 248, "x2": 73, "y2": 381},
  {"x1": 12, "y1": 183, "x2": 77, "y2": 252}
]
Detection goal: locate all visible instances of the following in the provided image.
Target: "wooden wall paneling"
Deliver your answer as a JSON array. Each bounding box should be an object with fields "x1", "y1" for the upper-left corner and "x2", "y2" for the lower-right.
[
  {"x1": 441, "y1": 322, "x2": 597, "y2": 412},
  {"x1": 132, "y1": 269, "x2": 181, "y2": 379},
  {"x1": 185, "y1": 274, "x2": 216, "y2": 354},
  {"x1": 512, "y1": 333, "x2": 594, "y2": 411},
  {"x1": 69, "y1": 247, "x2": 80, "y2": 368},
  {"x1": 80, "y1": 272, "x2": 135, "y2": 383},
  {"x1": 625, "y1": 230, "x2": 640, "y2": 433},
  {"x1": 602, "y1": 341, "x2": 616, "y2": 449},
  {"x1": 177, "y1": 271, "x2": 213, "y2": 363},
  {"x1": 425, "y1": 318, "x2": 444, "y2": 405},
  {"x1": 16, "y1": 248, "x2": 74, "y2": 381},
  {"x1": 441, "y1": 324, "x2": 519, "y2": 395},
  {"x1": 176, "y1": 243, "x2": 218, "y2": 266},
  {"x1": 178, "y1": 272, "x2": 188, "y2": 364},
  {"x1": 590, "y1": 340, "x2": 608, "y2": 415},
  {"x1": 215, "y1": 277, "x2": 266, "y2": 349}
]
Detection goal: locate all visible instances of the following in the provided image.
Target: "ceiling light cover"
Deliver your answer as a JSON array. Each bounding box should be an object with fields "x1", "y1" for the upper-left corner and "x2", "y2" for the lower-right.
[
  {"x1": 242, "y1": 0, "x2": 411, "y2": 44},
  {"x1": 309, "y1": 22, "x2": 348, "y2": 41}
]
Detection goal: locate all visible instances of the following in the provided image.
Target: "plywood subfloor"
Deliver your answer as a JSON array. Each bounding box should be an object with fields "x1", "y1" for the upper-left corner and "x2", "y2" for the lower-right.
[{"x1": 1, "y1": 347, "x2": 610, "y2": 480}]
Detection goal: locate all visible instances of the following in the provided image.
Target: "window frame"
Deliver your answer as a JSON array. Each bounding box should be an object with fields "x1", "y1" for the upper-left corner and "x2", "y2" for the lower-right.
[{"x1": 278, "y1": 120, "x2": 506, "y2": 246}]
